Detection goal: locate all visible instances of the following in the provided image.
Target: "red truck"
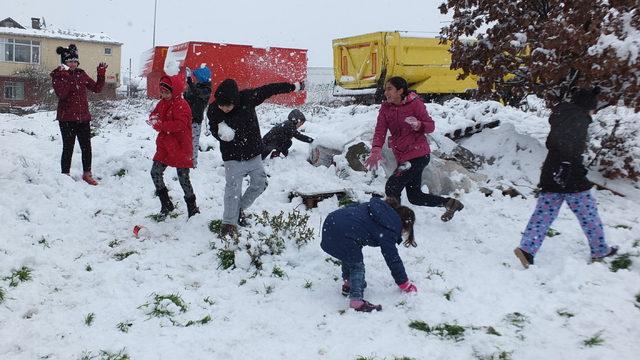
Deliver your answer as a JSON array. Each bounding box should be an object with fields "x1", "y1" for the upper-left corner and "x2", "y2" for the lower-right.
[{"x1": 141, "y1": 41, "x2": 307, "y2": 106}]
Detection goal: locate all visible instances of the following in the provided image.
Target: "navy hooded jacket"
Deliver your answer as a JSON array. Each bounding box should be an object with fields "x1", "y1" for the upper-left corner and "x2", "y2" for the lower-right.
[{"x1": 321, "y1": 197, "x2": 408, "y2": 285}]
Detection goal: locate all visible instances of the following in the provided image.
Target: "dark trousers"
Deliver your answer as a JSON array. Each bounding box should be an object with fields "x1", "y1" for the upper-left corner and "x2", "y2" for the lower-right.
[
  {"x1": 261, "y1": 139, "x2": 292, "y2": 159},
  {"x1": 150, "y1": 161, "x2": 195, "y2": 198},
  {"x1": 385, "y1": 155, "x2": 447, "y2": 207},
  {"x1": 59, "y1": 121, "x2": 92, "y2": 173}
]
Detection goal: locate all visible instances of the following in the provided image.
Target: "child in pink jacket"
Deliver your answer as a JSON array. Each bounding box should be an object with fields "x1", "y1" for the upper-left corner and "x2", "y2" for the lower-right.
[{"x1": 364, "y1": 76, "x2": 463, "y2": 221}]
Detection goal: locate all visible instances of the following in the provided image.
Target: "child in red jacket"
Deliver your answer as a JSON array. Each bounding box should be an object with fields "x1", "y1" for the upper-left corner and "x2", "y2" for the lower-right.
[
  {"x1": 148, "y1": 73, "x2": 199, "y2": 218},
  {"x1": 50, "y1": 44, "x2": 107, "y2": 185}
]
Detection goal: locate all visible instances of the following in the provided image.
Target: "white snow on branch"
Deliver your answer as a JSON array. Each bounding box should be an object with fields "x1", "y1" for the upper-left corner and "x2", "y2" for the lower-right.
[{"x1": 589, "y1": 9, "x2": 640, "y2": 65}]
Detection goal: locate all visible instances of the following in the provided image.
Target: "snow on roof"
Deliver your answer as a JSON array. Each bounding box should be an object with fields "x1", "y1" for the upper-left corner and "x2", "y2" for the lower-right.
[{"x1": 0, "y1": 21, "x2": 121, "y2": 45}]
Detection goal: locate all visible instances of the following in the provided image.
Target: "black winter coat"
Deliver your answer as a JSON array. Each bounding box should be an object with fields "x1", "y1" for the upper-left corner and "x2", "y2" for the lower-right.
[
  {"x1": 538, "y1": 102, "x2": 593, "y2": 193},
  {"x1": 184, "y1": 79, "x2": 211, "y2": 124},
  {"x1": 262, "y1": 119, "x2": 313, "y2": 151},
  {"x1": 207, "y1": 82, "x2": 295, "y2": 161}
]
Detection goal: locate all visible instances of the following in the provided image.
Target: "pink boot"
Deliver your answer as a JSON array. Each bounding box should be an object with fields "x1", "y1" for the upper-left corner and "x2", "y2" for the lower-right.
[{"x1": 350, "y1": 299, "x2": 382, "y2": 312}]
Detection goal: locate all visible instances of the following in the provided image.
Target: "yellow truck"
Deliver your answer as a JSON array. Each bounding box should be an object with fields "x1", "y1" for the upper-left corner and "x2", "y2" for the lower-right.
[{"x1": 332, "y1": 31, "x2": 478, "y2": 102}]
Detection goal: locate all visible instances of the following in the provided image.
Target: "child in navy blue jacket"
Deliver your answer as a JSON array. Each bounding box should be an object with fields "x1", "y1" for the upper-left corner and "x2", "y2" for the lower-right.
[{"x1": 321, "y1": 197, "x2": 417, "y2": 312}]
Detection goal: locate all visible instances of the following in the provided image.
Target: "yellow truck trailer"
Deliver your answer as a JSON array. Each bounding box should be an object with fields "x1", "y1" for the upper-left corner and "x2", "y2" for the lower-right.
[{"x1": 332, "y1": 31, "x2": 478, "y2": 102}]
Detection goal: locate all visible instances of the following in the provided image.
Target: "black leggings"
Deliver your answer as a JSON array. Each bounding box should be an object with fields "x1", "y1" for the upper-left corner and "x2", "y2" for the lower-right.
[
  {"x1": 150, "y1": 161, "x2": 195, "y2": 198},
  {"x1": 385, "y1": 155, "x2": 447, "y2": 207},
  {"x1": 59, "y1": 121, "x2": 92, "y2": 173}
]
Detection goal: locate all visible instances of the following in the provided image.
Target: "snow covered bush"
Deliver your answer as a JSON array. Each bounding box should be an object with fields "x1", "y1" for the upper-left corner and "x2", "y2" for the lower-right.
[
  {"x1": 211, "y1": 210, "x2": 315, "y2": 270},
  {"x1": 589, "y1": 106, "x2": 640, "y2": 180},
  {"x1": 13, "y1": 66, "x2": 57, "y2": 110}
]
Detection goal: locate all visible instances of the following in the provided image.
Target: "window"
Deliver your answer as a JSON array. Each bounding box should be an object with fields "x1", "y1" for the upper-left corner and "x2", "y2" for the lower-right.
[
  {"x1": 4, "y1": 81, "x2": 25, "y2": 100},
  {"x1": 104, "y1": 47, "x2": 112, "y2": 55},
  {"x1": 0, "y1": 38, "x2": 40, "y2": 64}
]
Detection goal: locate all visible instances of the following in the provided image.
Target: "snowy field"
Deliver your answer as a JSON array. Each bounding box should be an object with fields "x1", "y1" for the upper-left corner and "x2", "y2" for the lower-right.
[{"x1": 0, "y1": 98, "x2": 639, "y2": 360}]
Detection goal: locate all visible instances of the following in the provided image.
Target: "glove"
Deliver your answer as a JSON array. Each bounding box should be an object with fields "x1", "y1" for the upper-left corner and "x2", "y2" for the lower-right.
[
  {"x1": 363, "y1": 147, "x2": 382, "y2": 170},
  {"x1": 185, "y1": 67, "x2": 192, "y2": 78},
  {"x1": 218, "y1": 121, "x2": 235, "y2": 142},
  {"x1": 97, "y1": 62, "x2": 108, "y2": 77},
  {"x1": 398, "y1": 280, "x2": 417, "y2": 293},
  {"x1": 294, "y1": 81, "x2": 305, "y2": 92},
  {"x1": 146, "y1": 115, "x2": 159, "y2": 126},
  {"x1": 404, "y1": 116, "x2": 421, "y2": 131}
]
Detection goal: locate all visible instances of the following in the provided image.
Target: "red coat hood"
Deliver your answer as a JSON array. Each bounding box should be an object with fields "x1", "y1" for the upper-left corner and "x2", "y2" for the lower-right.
[{"x1": 160, "y1": 72, "x2": 186, "y2": 98}]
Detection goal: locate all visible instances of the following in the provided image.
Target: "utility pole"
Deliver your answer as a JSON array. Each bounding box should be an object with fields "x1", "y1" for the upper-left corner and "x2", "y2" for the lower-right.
[
  {"x1": 128, "y1": 58, "x2": 132, "y2": 97},
  {"x1": 152, "y1": 0, "x2": 158, "y2": 47}
]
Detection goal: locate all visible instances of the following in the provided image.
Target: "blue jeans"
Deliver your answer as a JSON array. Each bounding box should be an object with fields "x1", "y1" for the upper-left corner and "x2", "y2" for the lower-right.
[{"x1": 341, "y1": 262, "x2": 365, "y2": 300}]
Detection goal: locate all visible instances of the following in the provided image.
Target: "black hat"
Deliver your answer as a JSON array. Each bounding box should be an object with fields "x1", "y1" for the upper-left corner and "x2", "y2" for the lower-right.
[
  {"x1": 288, "y1": 109, "x2": 306, "y2": 122},
  {"x1": 215, "y1": 79, "x2": 239, "y2": 106},
  {"x1": 571, "y1": 87, "x2": 600, "y2": 111},
  {"x1": 56, "y1": 44, "x2": 79, "y2": 64}
]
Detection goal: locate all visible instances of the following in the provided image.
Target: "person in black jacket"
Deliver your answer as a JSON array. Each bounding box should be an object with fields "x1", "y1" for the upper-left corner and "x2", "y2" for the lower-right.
[
  {"x1": 184, "y1": 66, "x2": 212, "y2": 168},
  {"x1": 262, "y1": 109, "x2": 313, "y2": 159},
  {"x1": 207, "y1": 78, "x2": 304, "y2": 235},
  {"x1": 514, "y1": 87, "x2": 618, "y2": 268}
]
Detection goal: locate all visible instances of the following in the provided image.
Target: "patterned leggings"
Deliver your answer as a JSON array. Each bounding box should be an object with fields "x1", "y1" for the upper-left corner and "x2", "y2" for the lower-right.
[
  {"x1": 150, "y1": 161, "x2": 195, "y2": 198},
  {"x1": 519, "y1": 190, "x2": 609, "y2": 258}
]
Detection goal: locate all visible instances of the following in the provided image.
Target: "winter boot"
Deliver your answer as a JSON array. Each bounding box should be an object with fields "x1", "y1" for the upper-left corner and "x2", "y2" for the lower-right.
[
  {"x1": 156, "y1": 187, "x2": 174, "y2": 215},
  {"x1": 220, "y1": 224, "x2": 238, "y2": 237},
  {"x1": 238, "y1": 210, "x2": 249, "y2": 227},
  {"x1": 514, "y1": 247, "x2": 534, "y2": 269},
  {"x1": 82, "y1": 171, "x2": 99, "y2": 186},
  {"x1": 591, "y1": 245, "x2": 619, "y2": 263},
  {"x1": 441, "y1": 198, "x2": 464, "y2": 222},
  {"x1": 350, "y1": 299, "x2": 382, "y2": 312},
  {"x1": 341, "y1": 279, "x2": 367, "y2": 297},
  {"x1": 185, "y1": 195, "x2": 200, "y2": 218},
  {"x1": 341, "y1": 280, "x2": 350, "y2": 297}
]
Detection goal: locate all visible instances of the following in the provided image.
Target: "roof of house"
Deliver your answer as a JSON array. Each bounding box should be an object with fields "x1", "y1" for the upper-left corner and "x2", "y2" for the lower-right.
[{"x1": 0, "y1": 17, "x2": 121, "y2": 45}]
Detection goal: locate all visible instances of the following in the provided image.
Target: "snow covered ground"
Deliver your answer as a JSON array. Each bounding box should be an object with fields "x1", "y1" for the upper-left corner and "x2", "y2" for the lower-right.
[{"x1": 0, "y1": 98, "x2": 639, "y2": 360}]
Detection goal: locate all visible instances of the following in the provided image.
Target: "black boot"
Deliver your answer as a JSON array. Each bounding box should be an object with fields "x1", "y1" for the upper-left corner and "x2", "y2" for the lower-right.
[
  {"x1": 185, "y1": 195, "x2": 200, "y2": 218},
  {"x1": 156, "y1": 187, "x2": 174, "y2": 215}
]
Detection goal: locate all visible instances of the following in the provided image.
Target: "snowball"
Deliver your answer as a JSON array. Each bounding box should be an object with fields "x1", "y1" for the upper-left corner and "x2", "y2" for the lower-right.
[{"x1": 218, "y1": 122, "x2": 235, "y2": 142}]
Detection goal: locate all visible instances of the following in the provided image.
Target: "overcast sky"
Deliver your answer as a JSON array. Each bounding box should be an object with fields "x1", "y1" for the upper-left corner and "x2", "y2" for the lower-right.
[{"x1": 12, "y1": 0, "x2": 450, "y2": 75}]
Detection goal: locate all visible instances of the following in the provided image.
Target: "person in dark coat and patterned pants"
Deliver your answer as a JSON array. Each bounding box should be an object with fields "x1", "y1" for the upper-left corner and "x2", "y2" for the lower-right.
[
  {"x1": 261, "y1": 109, "x2": 313, "y2": 159},
  {"x1": 50, "y1": 44, "x2": 107, "y2": 185},
  {"x1": 207, "y1": 79, "x2": 304, "y2": 235},
  {"x1": 184, "y1": 65, "x2": 212, "y2": 168},
  {"x1": 514, "y1": 87, "x2": 618, "y2": 268},
  {"x1": 321, "y1": 197, "x2": 418, "y2": 312},
  {"x1": 148, "y1": 71, "x2": 199, "y2": 218}
]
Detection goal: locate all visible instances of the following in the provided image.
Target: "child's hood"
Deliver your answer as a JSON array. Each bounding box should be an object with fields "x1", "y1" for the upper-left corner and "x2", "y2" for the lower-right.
[
  {"x1": 160, "y1": 72, "x2": 186, "y2": 99},
  {"x1": 367, "y1": 198, "x2": 402, "y2": 234}
]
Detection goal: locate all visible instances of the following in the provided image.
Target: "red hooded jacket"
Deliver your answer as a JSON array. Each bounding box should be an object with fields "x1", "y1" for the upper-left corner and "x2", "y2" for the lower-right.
[
  {"x1": 371, "y1": 92, "x2": 435, "y2": 164},
  {"x1": 50, "y1": 67, "x2": 104, "y2": 121},
  {"x1": 150, "y1": 73, "x2": 193, "y2": 168}
]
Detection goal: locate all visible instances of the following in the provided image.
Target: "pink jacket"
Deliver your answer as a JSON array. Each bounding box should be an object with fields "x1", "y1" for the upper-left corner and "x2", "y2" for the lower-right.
[{"x1": 371, "y1": 92, "x2": 435, "y2": 164}]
